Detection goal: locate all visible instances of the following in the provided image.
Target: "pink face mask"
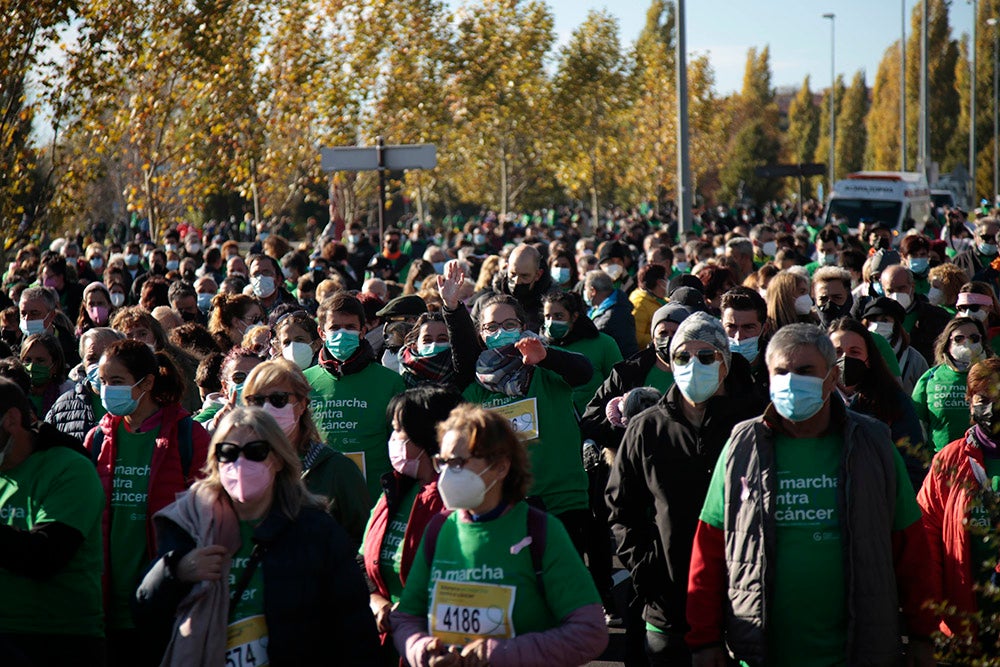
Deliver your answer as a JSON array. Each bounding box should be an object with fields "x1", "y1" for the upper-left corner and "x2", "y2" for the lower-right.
[
  {"x1": 389, "y1": 431, "x2": 423, "y2": 478},
  {"x1": 220, "y1": 458, "x2": 274, "y2": 503},
  {"x1": 88, "y1": 305, "x2": 110, "y2": 325},
  {"x1": 261, "y1": 401, "x2": 298, "y2": 437}
]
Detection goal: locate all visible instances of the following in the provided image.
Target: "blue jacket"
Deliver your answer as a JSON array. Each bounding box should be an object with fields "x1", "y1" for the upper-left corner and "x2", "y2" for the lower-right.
[{"x1": 589, "y1": 289, "x2": 639, "y2": 359}]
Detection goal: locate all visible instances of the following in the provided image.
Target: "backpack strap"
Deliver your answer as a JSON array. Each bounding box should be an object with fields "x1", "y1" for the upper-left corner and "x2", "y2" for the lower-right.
[
  {"x1": 177, "y1": 416, "x2": 194, "y2": 482},
  {"x1": 423, "y1": 511, "x2": 452, "y2": 567},
  {"x1": 526, "y1": 506, "x2": 547, "y2": 596}
]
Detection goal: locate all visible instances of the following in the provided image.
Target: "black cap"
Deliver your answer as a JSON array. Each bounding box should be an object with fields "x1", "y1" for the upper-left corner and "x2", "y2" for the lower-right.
[
  {"x1": 862, "y1": 296, "x2": 905, "y2": 323},
  {"x1": 870, "y1": 250, "x2": 901, "y2": 275},
  {"x1": 668, "y1": 273, "x2": 703, "y2": 295},
  {"x1": 598, "y1": 241, "x2": 630, "y2": 263},
  {"x1": 376, "y1": 295, "x2": 427, "y2": 319},
  {"x1": 668, "y1": 286, "x2": 707, "y2": 312}
]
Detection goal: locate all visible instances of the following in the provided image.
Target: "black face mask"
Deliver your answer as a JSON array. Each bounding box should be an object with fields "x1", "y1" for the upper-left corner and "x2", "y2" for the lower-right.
[
  {"x1": 654, "y1": 335, "x2": 671, "y2": 363},
  {"x1": 817, "y1": 296, "x2": 853, "y2": 327},
  {"x1": 837, "y1": 355, "x2": 868, "y2": 388},
  {"x1": 511, "y1": 281, "x2": 534, "y2": 300},
  {"x1": 180, "y1": 310, "x2": 201, "y2": 324},
  {"x1": 973, "y1": 402, "x2": 999, "y2": 438},
  {"x1": 386, "y1": 240, "x2": 400, "y2": 253}
]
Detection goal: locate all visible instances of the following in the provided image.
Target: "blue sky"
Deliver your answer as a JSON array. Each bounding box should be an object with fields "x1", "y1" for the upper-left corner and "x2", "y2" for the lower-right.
[{"x1": 451, "y1": 0, "x2": 978, "y2": 95}]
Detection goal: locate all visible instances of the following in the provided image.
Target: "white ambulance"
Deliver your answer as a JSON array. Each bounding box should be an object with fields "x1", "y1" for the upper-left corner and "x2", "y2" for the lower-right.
[{"x1": 823, "y1": 171, "x2": 932, "y2": 239}]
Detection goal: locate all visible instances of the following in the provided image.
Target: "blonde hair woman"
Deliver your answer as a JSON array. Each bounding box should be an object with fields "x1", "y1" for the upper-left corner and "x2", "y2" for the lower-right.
[
  {"x1": 765, "y1": 271, "x2": 815, "y2": 333},
  {"x1": 135, "y1": 407, "x2": 380, "y2": 666},
  {"x1": 242, "y1": 360, "x2": 370, "y2": 542}
]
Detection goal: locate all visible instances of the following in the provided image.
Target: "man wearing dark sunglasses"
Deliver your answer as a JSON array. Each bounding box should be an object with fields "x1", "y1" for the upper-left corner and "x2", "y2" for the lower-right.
[{"x1": 607, "y1": 312, "x2": 765, "y2": 665}]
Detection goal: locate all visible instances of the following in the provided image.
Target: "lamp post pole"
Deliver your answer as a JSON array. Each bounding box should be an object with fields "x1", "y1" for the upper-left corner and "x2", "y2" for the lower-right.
[
  {"x1": 971, "y1": 0, "x2": 977, "y2": 201},
  {"x1": 823, "y1": 13, "x2": 836, "y2": 198},
  {"x1": 902, "y1": 0, "x2": 907, "y2": 170}
]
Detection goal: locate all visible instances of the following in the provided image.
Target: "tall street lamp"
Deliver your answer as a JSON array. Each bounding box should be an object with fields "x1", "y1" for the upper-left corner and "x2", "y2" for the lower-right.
[
  {"x1": 823, "y1": 13, "x2": 835, "y2": 199},
  {"x1": 902, "y1": 0, "x2": 907, "y2": 170},
  {"x1": 970, "y1": 0, "x2": 977, "y2": 201},
  {"x1": 990, "y1": 17, "x2": 999, "y2": 204}
]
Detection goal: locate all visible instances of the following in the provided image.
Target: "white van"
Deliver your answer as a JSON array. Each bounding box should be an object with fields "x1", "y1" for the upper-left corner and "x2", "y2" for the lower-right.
[{"x1": 823, "y1": 171, "x2": 932, "y2": 239}]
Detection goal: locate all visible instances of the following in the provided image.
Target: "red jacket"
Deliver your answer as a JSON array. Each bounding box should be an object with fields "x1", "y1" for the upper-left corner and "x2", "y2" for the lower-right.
[
  {"x1": 363, "y1": 476, "x2": 444, "y2": 597},
  {"x1": 917, "y1": 431, "x2": 999, "y2": 638},
  {"x1": 84, "y1": 403, "x2": 210, "y2": 603}
]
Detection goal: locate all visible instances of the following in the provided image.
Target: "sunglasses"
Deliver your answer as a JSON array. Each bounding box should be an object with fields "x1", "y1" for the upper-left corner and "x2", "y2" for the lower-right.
[
  {"x1": 672, "y1": 349, "x2": 721, "y2": 366},
  {"x1": 215, "y1": 440, "x2": 271, "y2": 463},
  {"x1": 959, "y1": 305, "x2": 984, "y2": 313},
  {"x1": 951, "y1": 333, "x2": 983, "y2": 345},
  {"x1": 981, "y1": 234, "x2": 997, "y2": 244},
  {"x1": 231, "y1": 371, "x2": 248, "y2": 385},
  {"x1": 244, "y1": 392, "x2": 295, "y2": 409},
  {"x1": 432, "y1": 455, "x2": 478, "y2": 473}
]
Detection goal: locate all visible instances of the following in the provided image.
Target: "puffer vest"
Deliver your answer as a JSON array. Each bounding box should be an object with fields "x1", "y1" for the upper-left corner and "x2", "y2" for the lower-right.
[{"x1": 722, "y1": 405, "x2": 901, "y2": 666}]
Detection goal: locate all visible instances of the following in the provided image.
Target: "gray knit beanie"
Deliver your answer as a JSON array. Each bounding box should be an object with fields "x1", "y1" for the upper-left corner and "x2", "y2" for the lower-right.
[{"x1": 668, "y1": 311, "x2": 731, "y2": 369}]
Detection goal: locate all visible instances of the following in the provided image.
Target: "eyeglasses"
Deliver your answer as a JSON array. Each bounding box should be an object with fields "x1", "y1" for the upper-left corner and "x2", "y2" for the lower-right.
[
  {"x1": 672, "y1": 349, "x2": 722, "y2": 366},
  {"x1": 481, "y1": 319, "x2": 522, "y2": 335},
  {"x1": 244, "y1": 392, "x2": 295, "y2": 409},
  {"x1": 951, "y1": 333, "x2": 983, "y2": 345},
  {"x1": 231, "y1": 371, "x2": 248, "y2": 384},
  {"x1": 215, "y1": 440, "x2": 271, "y2": 463},
  {"x1": 432, "y1": 454, "x2": 478, "y2": 473}
]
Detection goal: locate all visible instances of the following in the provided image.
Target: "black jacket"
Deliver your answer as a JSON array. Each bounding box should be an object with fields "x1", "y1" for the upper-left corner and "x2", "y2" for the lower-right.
[
  {"x1": 45, "y1": 380, "x2": 97, "y2": 445},
  {"x1": 953, "y1": 248, "x2": 1000, "y2": 295},
  {"x1": 471, "y1": 270, "x2": 555, "y2": 333},
  {"x1": 606, "y1": 378, "x2": 767, "y2": 632},
  {"x1": 580, "y1": 346, "x2": 661, "y2": 452},
  {"x1": 589, "y1": 289, "x2": 638, "y2": 359},
  {"x1": 135, "y1": 505, "x2": 380, "y2": 665},
  {"x1": 904, "y1": 295, "x2": 951, "y2": 364}
]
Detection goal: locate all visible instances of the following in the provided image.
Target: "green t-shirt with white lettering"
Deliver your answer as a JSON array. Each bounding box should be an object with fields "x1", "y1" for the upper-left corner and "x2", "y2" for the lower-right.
[
  {"x1": 377, "y1": 484, "x2": 420, "y2": 604},
  {"x1": 700, "y1": 433, "x2": 922, "y2": 667},
  {"x1": 560, "y1": 334, "x2": 623, "y2": 414},
  {"x1": 0, "y1": 446, "x2": 105, "y2": 636},
  {"x1": 464, "y1": 368, "x2": 588, "y2": 515},
  {"x1": 911, "y1": 364, "x2": 970, "y2": 451},
  {"x1": 227, "y1": 519, "x2": 269, "y2": 667},
  {"x1": 644, "y1": 364, "x2": 674, "y2": 393},
  {"x1": 108, "y1": 422, "x2": 158, "y2": 629},
  {"x1": 396, "y1": 502, "x2": 600, "y2": 645},
  {"x1": 304, "y1": 362, "x2": 406, "y2": 504}
]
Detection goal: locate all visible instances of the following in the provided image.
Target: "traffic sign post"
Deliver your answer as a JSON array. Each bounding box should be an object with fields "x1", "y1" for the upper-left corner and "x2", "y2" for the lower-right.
[
  {"x1": 754, "y1": 163, "x2": 826, "y2": 214},
  {"x1": 320, "y1": 138, "x2": 437, "y2": 239}
]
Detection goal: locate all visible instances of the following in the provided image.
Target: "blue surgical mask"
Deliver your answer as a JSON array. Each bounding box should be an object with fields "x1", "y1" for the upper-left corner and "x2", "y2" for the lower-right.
[
  {"x1": 769, "y1": 371, "x2": 829, "y2": 422},
  {"x1": 197, "y1": 292, "x2": 213, "y2": 312},
  {"x1": 433, "y1": 262, "x2": 446, "y2": 274},
  {"x1": 231, "y1": 382, "x2": 245, "y2": 405},
  {"x1": 674, "y1": 261, "x2": 689, "y2": 273},
  {"x1": 86, "y1": 364, "x2": 102, "y2": 393},
  {"x1": 583, "y1": 291, "x2": 594, "y2": 308},
  {"x1": 101, "y1": 380, "x2": 144, "y2": 417},
  {"x1": 550, "y1": 266, "x2": 571, "y2": 285},
  {"x1": 417, "y1": 341, "x2": 451, "y2": 357},
  {"x1": 89, "y1": 257, "x2": 104, "y2": 271},
  {"x1": 325, "y1": 330, "x2": 361, "y2": 361},
  {"x1": 672, "y1": 358, "x2": 721, "y2": 404},
  {"x1": 907, "y1": 257, "x2": 929, "y2": 275},
  {"x1": 872, "y1": 281, "x2": 884, "y2": 296},
  {"x1": 485, "y1": 329, "x2": 521, "y2": 349},
  {"x1": 980, "y1": 242, "x2": 999, "y2": 256},
  {"x1": 166, "y1": 259, "x2": 180, "y2": 271},
  {"x1": 728, "y1": 336, "x2": 759, "y2": 364},
  {"x1": 125, "y1": 253, "x2": 140, "y2": 267}
]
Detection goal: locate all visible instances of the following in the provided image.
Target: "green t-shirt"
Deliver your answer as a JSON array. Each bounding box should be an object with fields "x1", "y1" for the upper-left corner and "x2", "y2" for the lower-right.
[
  {"x1": 560, "y1": 334, "x2": 623, "y2": 414},
  {"x1": 194, "y1": 400, "x2": 223, "y2": 424},
  {"x1": 700, "y1": 434, "x2": 922, "y2": 667},
  {"x1": 644, "y1": 363, "x2": 674, "y2": 393},
  {"x1": 304, "y1": 362, "x2": 406, "y2": 504},
  {"x1": 227, "y1": 520, "x2": 269, "y2": 667},
  {"x1": 108, "y1": 422, "x2": 158, "y2": 629},
  {"x1": 464, "y1": 369, "x2": 588, "y2": 515},
  {"x1": 914, "y1": 275, "x2": 930, "y2": 296},
  {"x1": 911, "y1": 364, "x2": 970, "y2": 451},
  {"x1": 373, "y1": 484, "x2": 420, "y2": 604},
  {"x1": 396, "y1": 503, "x2": 600, "y2": 646},
  {"x1": 0, "y1": 446, "x2": 105, "y2": 636},
  {"x1": 90, "y1": 391, "x2": 107, "y2": 422}
]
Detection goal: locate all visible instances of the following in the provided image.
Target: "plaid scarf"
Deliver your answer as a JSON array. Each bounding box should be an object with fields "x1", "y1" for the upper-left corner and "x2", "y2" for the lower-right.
[
  {"x1": 475, "y1": 344, "x2": 534, "y2": 397},
  {"x1": 398, "y1": 345, "x2": 456, "y2": 389}
]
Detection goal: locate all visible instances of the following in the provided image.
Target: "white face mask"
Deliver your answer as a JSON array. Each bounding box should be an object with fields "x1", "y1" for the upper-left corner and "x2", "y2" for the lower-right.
[
  {"x1": 951, "y1": 341, "x2": 983, "y2": 368},
  {"x1": 110, "y1": 293, "x2": 126, "y2": 308},
  {"x1": 959, "y1": 307, "x2": 989, "y2": 322},
  {"x1": 794, "y1": 294, "x2": 813, "y2": 315},
  {"x1": 867, "y1": 321, "x2": 895, "y2": 341},
  {"x1": 603, "y1": 263, "x2": 625, "y2": 281},
  {"x1": 437, "y1": 464, "x2": 496, "y2": 510},
  {"x1": 282, "y1": 341, "x2": 315, "y2": 369},
  {"x1": 761, "y1": 241, "x2": 778, "y2": 257},
  {"x1": 888, "y1": 291, "x2": 913, "y2": 311},
  {"x1": 19, "y1": 318, "x2": 46, "y2": 337},
  {"x1": 926, "y1": 287, "x2": 944, "y2": 306}
]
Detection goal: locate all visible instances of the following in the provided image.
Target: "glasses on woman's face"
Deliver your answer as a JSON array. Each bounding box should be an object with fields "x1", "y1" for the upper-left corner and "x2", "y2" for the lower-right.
[
  {"x1": 215, "y1": 440, "x2": 271, "y2": 463},
  {"x1": 432, "y1": 454, "x2": 481, "y2": 473},
  {"x1": 244, "y1": 392, "x2": 295, "y2": 409},
  {"x1": 959, "y1": 305, "x2": 984, "y2": 314},
  {"x1": 230, "y1": 371, "x2": 248, "y2": 385},
  {"x1": 672, "y1": 349, "x2": 721, "y2": 366},
  {"x1": 480, "y1": 319, "x2": 522, "y2": 335},
  {"x1": 951, "y1": 333, "x2": 982, "y2": 345}
]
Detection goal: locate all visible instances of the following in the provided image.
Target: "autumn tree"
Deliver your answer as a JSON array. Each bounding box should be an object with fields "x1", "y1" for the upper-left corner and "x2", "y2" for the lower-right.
[
  {"x1": 835, "y1": 71, "x2": 869, "y2": 179},
  {"x1": 785, "y1": 76, "x2": 820, "y2": 197},
  {"x1": 865, "y1": 42, "x2": 903, "y2": 170},
  {"x1": 813, "y1": 74, "x2": 845, "y2": 193},
  {"x1": 552, "y1": 10, "x2": 631, "y2": 222}
]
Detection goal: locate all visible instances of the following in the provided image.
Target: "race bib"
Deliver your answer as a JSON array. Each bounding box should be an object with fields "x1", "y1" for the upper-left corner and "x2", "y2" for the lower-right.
[
  {"x1": 226, "y1": 615, "x2": 269, "y2": 667},
  {"x1": 344, "y1": 451, "x2": 366, "y2": 480},
  {"x1": 430, "y1": 580, "x2": 516, "y2": 645},
  {"x1": 487, "y1": 398, "x2": 539, "y2": 441}
]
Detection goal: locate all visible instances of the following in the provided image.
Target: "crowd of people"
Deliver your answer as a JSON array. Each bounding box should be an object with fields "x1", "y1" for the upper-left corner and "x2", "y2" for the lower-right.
[{"x1": 1, "y1": 201, "x2": 999, "y2": 666}]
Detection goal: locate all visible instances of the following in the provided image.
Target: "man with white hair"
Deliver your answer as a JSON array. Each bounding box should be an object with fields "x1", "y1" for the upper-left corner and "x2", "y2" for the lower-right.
[
  {"x1": 686, "y1": 324, "x2": 934, "y2": 667},
  {"x1": 584, "y1": 269, "x2": 638, "y2": 359}
]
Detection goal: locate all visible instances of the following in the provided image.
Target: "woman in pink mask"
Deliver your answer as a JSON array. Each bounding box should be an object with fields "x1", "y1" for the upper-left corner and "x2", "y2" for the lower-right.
[
  {"x1": 241, "y1": 359, "x2": 369, "y2": 544},
  {"x1": 135, "y1": 407, "x2": 380, "y2": 665},
  {"x1": 75, "y1": 282, "x2": 115, "y2": 336},
  {"x1": 359, "y1": 386, "x2": 464, "y2": 664},
  {"x1": 956, "y1": 282, "x2": 1000, "y2": 355}
]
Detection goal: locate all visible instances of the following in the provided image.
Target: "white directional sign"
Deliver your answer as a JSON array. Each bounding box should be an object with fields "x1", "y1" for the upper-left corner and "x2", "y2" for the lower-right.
[{"x1": 320, "y1": 144, "x2": 437, "y2": 172}]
